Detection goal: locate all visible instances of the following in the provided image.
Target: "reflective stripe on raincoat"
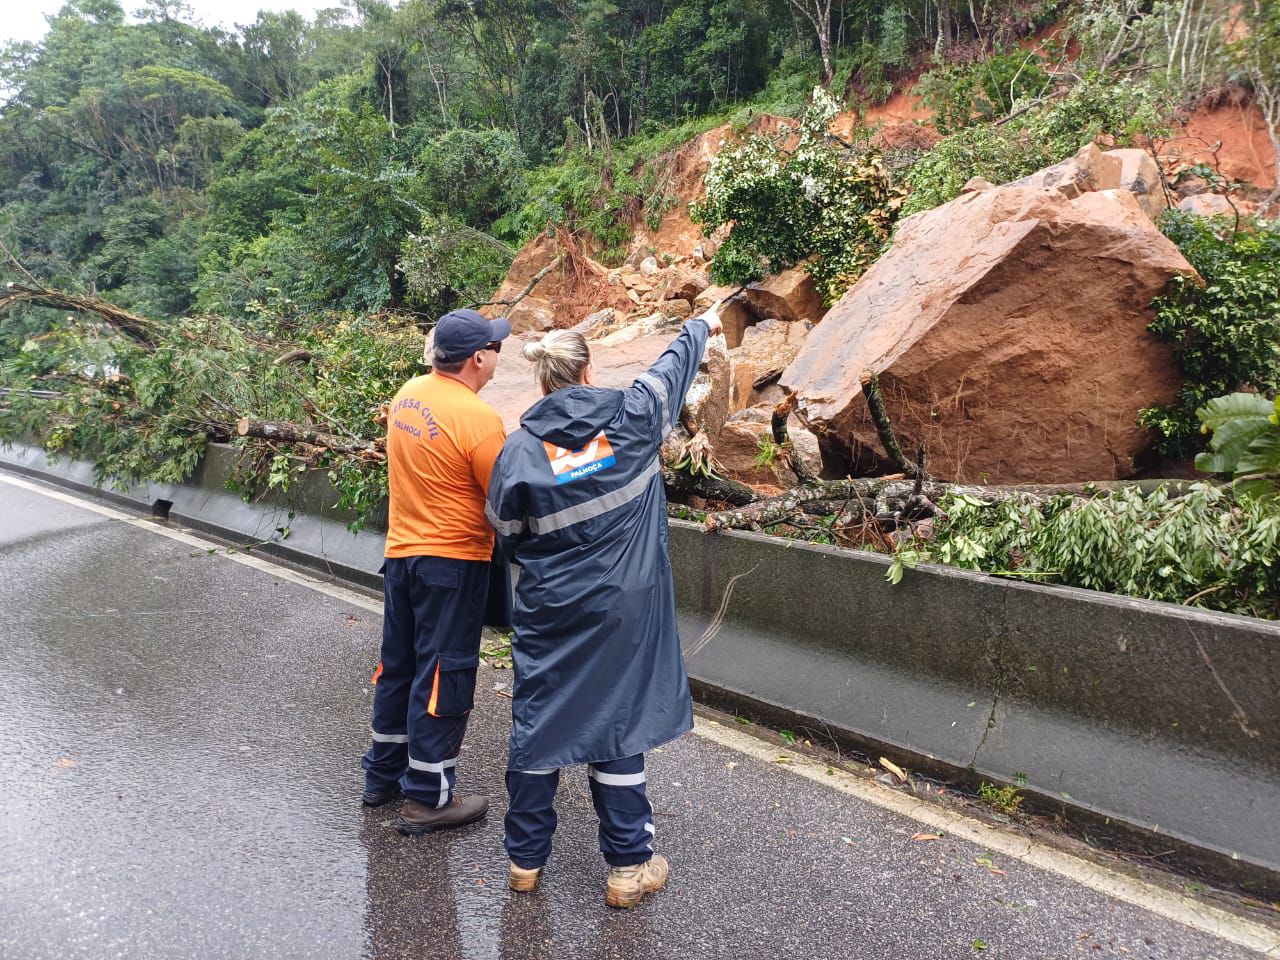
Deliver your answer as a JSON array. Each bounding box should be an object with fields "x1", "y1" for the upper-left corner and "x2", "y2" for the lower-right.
[{"x1": 485, "y1": 318, "x2": 710, "y2": 770}]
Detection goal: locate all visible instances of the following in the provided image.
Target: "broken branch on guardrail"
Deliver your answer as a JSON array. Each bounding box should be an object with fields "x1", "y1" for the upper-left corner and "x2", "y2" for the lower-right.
[
  {"x1": 702, "y1": 478, "x2": 1101, "y2": 532},
  {"x1": 235, "y1": 418, "x2": 385, "y2": 461}
]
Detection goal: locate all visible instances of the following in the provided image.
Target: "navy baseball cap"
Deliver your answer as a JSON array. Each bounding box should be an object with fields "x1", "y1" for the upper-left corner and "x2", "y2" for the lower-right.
[{"x1": 433, "y1": 309, "x2": 512, "y2": 362}]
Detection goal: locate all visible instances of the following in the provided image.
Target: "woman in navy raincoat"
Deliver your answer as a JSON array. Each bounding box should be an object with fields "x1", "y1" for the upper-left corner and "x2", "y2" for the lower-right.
[{"x1": 485, "y1": 305, "x2": 723, "y2": 908}]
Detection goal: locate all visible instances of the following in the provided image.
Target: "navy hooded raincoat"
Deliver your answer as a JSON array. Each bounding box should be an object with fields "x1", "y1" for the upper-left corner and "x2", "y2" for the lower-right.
[{"x1": 485, "y1": 318, "x2": 710, "y2": 771}]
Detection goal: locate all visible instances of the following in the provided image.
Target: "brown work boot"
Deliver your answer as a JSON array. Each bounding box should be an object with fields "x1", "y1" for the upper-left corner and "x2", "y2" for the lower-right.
[
  {"x1": 508, "y1": 861, "x2": 542, "y2": 892},
  {"x1": 605, "y1": 854, "x2": 669, "y2": 908},
  {"x1": 395, "y1": 795, "x2": 488, "y2": 836}
]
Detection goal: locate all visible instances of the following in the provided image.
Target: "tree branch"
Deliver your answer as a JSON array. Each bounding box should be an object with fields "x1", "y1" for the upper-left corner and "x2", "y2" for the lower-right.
[
  {"x1": 862, "y1": 372, "x2": 928, "y2": 479},
  {"x1": 235, "y1": 418, "x2": 385, "y2": 461},
  {"x1": 771, "y1": 394, "x2": 820, "y2": 484},
  {"x1": 470, "y1": 254, "x2": 563, "y2": 312},
  {"x1": 0, "y1": 282, "x2": 160, "y2": 349}
]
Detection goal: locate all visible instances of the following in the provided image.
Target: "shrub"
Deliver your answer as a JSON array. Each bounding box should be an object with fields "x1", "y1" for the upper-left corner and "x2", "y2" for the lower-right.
[
  {"x1": 1140, "y1": 213, "x2": 1280, "y2": 458},
  {"x1": 901, "y1": 75, "x2": 1167, "y2": 216},
  {"x1": 916, "y1": 49, "x2": 1051, "y2": 134},
  {"x1": 1195, "y1": 392, "x2": 1280, "y2": 500},
  {"x1": 692, "y1": 89, "x2": 904, "y2": 303},
  {"x1": 889, "y1": 484, "x2": 1280, "y2": 619}
]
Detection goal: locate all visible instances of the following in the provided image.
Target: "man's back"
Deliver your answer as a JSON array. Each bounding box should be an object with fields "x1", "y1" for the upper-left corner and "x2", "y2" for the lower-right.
[{"x1": 384, "y1": 371, "x2": 505, "y2": 561}]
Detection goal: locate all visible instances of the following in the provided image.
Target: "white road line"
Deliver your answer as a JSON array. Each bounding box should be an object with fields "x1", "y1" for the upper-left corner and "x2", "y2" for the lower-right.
[
  {"x1": 694, "y1": 717, "x2": 1280, "y2": 957},
  {"x1": 0, "y1": 474, "x2": 381, "y2": 613},
  {"x1": 6, "y1": 471, "x2": 1278, "y2": 955}
]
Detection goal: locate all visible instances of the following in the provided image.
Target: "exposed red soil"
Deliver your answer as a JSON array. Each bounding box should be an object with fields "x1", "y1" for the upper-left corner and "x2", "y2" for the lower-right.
[{"x1": 1165, "y1": 98, "x2": 1278, "y2": 191}]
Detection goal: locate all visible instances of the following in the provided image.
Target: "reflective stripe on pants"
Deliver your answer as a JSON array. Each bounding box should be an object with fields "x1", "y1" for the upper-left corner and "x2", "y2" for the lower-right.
[
  {"x1": 504, "y1": 754, "x2": 654, "y2": 869},
  {"x1": 362, "y1": 556, "x2": 487, "y2": 807}
]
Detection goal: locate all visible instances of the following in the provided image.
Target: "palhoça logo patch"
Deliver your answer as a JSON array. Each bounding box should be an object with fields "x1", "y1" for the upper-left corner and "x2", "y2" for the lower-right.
[{"x1": 544, "y1": 432, "x2": 617, "y2": 485}]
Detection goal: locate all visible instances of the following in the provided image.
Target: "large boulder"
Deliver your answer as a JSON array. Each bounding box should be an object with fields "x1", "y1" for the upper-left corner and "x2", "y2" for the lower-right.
[
  {"x1": 659, "y1": 266, "x2": 709, "y2": 302},
  {"x1": 729, "y1": 318, "x2": 810, "y2": 412},
  {"x1": 1107, "y1": 148, "x2": 1169, "y2": 220},
  {"x1": 1177, "y1": 193, "x2": 1236, "y2": 218},
  {"x1": 692, "y1": 286, "x2": 756, "y2": 348},
  {"x1": 780, "y1": 185, "x2": 1194, "y2": 484},
  {"x1": 1009, "y1": 143, "x2": 1123, "y2": 198},
  {"x1": 740, "y1": 267, "x2": 825, "y2": 324}
]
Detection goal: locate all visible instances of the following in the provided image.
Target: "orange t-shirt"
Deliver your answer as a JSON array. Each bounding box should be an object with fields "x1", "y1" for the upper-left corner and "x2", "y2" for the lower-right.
[{"x1": 384, "y1": 373, "x2": 506, "y2": 561}]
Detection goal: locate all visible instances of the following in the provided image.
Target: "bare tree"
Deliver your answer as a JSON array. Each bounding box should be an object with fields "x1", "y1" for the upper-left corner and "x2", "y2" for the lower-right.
[{"x1": 788, "y1": 0, "x2": 834, "y2": 84}]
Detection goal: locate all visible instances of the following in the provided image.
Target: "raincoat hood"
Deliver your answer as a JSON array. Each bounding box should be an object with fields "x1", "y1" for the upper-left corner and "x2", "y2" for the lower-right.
[{"x1": 519, "y1": 386, "x2": 624, "y2": 449}]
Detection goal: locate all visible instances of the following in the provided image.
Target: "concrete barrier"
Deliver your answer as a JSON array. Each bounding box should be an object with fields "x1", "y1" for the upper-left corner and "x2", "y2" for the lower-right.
[
  {"x1": 5, "y1": 440, "x2": 1278, "y2": 891},
  {"x1": 0, "y1": 441, "x2": 386, "y2": 589},
  {"x1": 671, "y1": 524, "x2": 1280, "y2": 890}
]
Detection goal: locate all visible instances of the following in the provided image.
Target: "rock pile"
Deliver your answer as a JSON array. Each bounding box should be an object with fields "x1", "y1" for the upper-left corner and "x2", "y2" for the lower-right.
[{"x1": 482, "y1": 135, "x2": 1204, "y2": 491}]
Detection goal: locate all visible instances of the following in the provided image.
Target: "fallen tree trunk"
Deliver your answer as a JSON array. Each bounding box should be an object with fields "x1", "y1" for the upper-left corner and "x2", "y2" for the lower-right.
[
  {"x1": 235, "y1": 418, "x2": 385, "y2": 460},
  {"x1": 661, "y1": 466, "x2": 758, "y2": 506},
  {"x1": 0, "y1": 282, "x2": 160, "y2": 349},
  {"x1": 703, "y1": 478, "x2": 1112, "y2": 531}
]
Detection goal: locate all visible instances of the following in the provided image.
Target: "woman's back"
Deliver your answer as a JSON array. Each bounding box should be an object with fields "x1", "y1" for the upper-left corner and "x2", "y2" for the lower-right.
[{"x1": 486, "y1": 318, "x2": 712, "y2": 771}]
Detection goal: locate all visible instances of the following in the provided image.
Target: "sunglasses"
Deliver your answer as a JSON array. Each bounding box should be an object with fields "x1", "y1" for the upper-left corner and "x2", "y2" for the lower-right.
[{"x1": 486, "y1": 341, "x2": 502, "y2": 354}]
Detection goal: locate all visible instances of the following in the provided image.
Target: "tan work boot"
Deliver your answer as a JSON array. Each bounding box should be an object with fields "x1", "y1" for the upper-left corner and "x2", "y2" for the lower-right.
[
  {"x1": 508, "y1": 861, "x2": 543, "y2": 892},
  {"x1": 605, "y1": 854, "x2": 669, "y2": 908},
  {"x1": 396, "y1": 795, "x2": 488, "y2": 836}
]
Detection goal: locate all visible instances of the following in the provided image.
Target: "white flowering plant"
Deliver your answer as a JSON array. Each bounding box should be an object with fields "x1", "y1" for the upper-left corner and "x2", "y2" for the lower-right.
[{"x1": 691, "y1": 88, "x2": 904, "y2": 304}]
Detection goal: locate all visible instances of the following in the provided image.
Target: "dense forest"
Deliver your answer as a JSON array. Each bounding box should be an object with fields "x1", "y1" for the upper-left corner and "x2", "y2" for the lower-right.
[
  {"x1": 2, "y1": 0, "x2": 1271, "y2": 323},
  {"x1": 2, "y1": 0, "x2": 1279, "y2": 615}
]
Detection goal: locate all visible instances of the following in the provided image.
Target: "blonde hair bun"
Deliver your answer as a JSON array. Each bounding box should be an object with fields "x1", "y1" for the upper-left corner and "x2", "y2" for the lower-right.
[{"x1": 526, "y1": 330, "x2": 591, "y2": 394}]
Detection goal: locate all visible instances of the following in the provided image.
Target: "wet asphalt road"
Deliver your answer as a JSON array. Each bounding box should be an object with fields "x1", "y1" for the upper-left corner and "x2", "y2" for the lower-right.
[{"x1": 0, "y1": 477, "x2": 1269, "y2": 960}]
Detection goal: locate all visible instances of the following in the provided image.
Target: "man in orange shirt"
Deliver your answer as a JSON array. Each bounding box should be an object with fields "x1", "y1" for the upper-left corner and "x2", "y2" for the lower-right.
[{"x1": 362, "y1": 308, "x2": 510, "y2": 834}]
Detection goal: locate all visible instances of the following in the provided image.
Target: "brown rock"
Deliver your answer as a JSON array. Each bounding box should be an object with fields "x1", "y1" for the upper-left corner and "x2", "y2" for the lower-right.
[
  {"x1": 665, "y1": 298, "x2": 693, "y2": 319},
  {"x1": 741, "y1": 267, "x2": 825, "y2": 324},
  {"x1": 623, "y1": 248, "x2": 651, "y2": 269},
  {"x1": 1010, "y1": 143, "x2": 1123, "y2": 198},
  {"x1": 693, "y1": 285, "x2": 755, "y2": 348},
  {"x1": 962, "y1": 176, "x2": 995, "y2": 194},
  {"x1": 712, "y1": 404, "x2": 822, "y2": 490},
  {"x1": 569, "y1": 307, "x2": 620, "y2": 338},
  {"x1": 507, "y1": 301, "x2": 554, "y2": 333},
  {"x1": 639, "y1": 256, "x2": 660, "y2": 276},
  {"x1": 661, "y1": 266, "x2": 709, "y2": 302},
  {"x1": 1105, "y1": 148, "x2": 1169, "y2": 220},
  {"x1": 1177, "y1": 193, "x2": 1236, "y2": 217},
  {"x1": 687, "y1": 334, "x2": 731, "y2": 440},
  {"x1": 598, "y1": 313, "x2": 682, "y2": 347},
  {"x1": 780, "y1": 184, "x2": 1193, "y2": 484},
  {"x1": 729, "y1": 318, "x2": 810, "y2": 412}
]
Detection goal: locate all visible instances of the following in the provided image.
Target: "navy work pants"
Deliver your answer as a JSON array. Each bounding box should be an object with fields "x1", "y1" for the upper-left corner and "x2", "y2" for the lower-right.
[
  {"x1": 363, "y1": 555, "x2": 489, "y2": 807},
  {"x1": 505, "y1": 755, "x2": 655, "y2": 869}
]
